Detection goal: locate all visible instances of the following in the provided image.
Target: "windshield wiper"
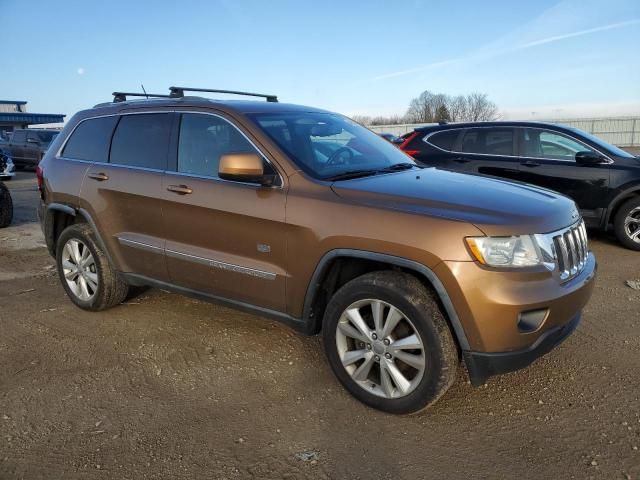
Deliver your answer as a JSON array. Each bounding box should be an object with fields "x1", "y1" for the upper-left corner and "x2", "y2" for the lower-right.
[
  {"x1": 379, "y1": 162, "x2": 416, "y2": 172},
  {"x1": 325, "y1": 169, "x2": 381, "y2": 181},
  {"x1": 326, "y1": 163, "x2": 418, "y2": 181}
]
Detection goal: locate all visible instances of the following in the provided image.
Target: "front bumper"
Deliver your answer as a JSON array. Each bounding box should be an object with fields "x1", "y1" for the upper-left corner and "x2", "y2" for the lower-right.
[
  {"x1": 463, "y1": 312, "x2": 581, "y2": 386},
  {"x1": 434, "y1": 251, "x2": 596, "y2": 385}
]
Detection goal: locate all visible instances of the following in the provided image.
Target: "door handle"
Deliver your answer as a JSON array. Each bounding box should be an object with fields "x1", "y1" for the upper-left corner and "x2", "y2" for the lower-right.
[
  {"x1": 453, "y1": 157, "x2": 471, "y2": 163},
  {"x1": 521, "y1": 160, "x2": 540, "y2": 167},
  {"x1": 88, "y1": 172, "x2": 109, "y2": 181},
  {"x1": 167, "y1": 184, "x2": 193, "y2": 195}
]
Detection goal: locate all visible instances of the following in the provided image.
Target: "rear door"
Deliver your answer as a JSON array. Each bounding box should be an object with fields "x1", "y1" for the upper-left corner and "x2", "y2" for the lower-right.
[
  {"x1": 517, "y1": 127, "x2": 610, "y2": 223},
  {"x1": 454, "y1": 127, "x2": 522, "y2": 182},
  {"x1": 79, "y1": 112, "x2": 174, "y2": 281},
  {"x1": 161, "y1": 111, "x2": 287, "y2": 311}
]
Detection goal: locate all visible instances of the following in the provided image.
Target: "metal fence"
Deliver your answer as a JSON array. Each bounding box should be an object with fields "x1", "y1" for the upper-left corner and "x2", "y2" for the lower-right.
[{"x1": 366, "y1": 117, "x2": 640, "y2": 147}]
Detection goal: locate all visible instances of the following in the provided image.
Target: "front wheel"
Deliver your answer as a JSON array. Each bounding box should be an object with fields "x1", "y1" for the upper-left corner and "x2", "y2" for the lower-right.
[
  {"x1": 614, "y1": 197, "x2": 640, "y2": 250},
  {"x1": 322, "y1": 271, "x2": 458, "y2": 414},
  {"x1": 56, "y1": 224, "x2": 129, "y2": 310}
]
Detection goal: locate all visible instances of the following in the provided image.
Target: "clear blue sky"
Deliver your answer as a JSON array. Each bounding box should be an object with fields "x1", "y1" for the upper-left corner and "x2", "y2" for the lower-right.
[{"x1": 2, "y1": 0, "x2": 638, "y2": 121}]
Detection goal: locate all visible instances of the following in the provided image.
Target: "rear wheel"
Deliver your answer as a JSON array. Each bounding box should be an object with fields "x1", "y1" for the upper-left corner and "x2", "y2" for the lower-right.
[
  {"x1": 322, "y1": 271, "x2": 458, "y2": 414},
  {"x1": 0, "y1": 182, "x2": 13, "y2": 228},
  {"x1": 56, "y1": 224, "x2": 129, "y2": 310},
  {"x1": 614, "y1": 197, "x2": 640, "y2": 250}
]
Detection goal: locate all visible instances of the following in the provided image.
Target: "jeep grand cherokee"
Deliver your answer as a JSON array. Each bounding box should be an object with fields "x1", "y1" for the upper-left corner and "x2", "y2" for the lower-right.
[{"x1": 38, "y1": 87, "x2": 596, "y2": 413}]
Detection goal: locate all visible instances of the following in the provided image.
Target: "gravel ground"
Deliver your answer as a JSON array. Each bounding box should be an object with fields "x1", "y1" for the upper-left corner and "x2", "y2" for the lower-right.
[{"x1": 1, "y1": 172, "x2": 639, "y2": 480}]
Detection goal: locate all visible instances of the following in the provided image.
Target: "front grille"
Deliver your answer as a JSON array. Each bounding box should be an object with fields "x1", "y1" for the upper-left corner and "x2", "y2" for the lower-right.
[{"x1": 551, "y1": 220, "x2": 588, "y2": 281}]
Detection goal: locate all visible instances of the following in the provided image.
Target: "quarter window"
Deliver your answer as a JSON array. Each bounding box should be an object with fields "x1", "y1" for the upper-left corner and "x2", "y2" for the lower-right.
[
  {"x1": 428, "y1": 130, "x2": 459, "y2": 151},
  {"x1": 62, "y1": 116, "x2": 118, "y2": 162},
  {"x1": 110, "y1": 113, "x2": 172, "y2": 169},
  {"x1": 522, "y1": 129, "x2": 595, "y2": 161},
  {"x1": 177, "y1": 113, "x2": 263, "y2": 178}
]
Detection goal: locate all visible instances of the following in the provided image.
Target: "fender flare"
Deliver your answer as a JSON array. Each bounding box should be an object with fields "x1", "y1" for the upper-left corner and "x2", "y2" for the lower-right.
[{"x1": 302, "y1": 248, "x2": 471, "y2": 350}]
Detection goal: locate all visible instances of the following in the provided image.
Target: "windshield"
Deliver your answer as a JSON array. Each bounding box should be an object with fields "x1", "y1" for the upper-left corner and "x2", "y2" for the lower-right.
[
  {"x1": 249, "y1": 112, "x2": 415, "y2": 180},
  {"x1": 568, "y1": 127, "x2": 635, "y2": 159}
]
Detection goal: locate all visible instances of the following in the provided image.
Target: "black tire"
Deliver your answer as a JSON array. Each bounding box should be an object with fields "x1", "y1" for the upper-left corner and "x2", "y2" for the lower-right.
[
  {"x1": 55, "y1": 224, "x2": 129, "y2": 311},
  {"x1": 0, "y1": 181, "x2": 13, "y2": 228},
  {"x1": 322, "y1": 271, "x2": 458, "y2": 414},
  {"x1": 613, "y1": 197, "x2": 640, "y2": 251}
]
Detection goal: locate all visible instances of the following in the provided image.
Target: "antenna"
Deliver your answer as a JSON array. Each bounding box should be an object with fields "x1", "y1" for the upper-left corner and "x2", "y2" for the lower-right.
[
  {"x1": 112, "y1": 92, "x2": 172, "y2": 102},
  {"x1": 141, "y1": 84, "x2": 149, "y2": 99}
]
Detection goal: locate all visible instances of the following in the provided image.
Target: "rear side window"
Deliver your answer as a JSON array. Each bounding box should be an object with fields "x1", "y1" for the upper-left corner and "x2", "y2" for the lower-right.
[
  {"x1": 177, "y1": 113, "x2": 261, "y2": 177},
  {"x1": 428, "y1": 130, "x2": 459, "y2": 151},
  {"x1": 62, "y1": 116, "x2": 118, "y2": 162},
  {"x1": 110, "y1": 113, "x2": 172, "y2": 169},
  {"x1": 461, "y1": 128, "x2": 515, "y2": 156}
]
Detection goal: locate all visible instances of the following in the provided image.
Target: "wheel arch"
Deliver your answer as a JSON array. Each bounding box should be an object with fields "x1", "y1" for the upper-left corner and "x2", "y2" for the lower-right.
[
  {"x1": 604, "y1": 186, "x2": 640, "y2": 229},
  {"x1": 44, "y1": 204, "x2": 114, "y2": 266},
  {"x1": 302, "y1": 249, "x2": 470, "y2": 351}
]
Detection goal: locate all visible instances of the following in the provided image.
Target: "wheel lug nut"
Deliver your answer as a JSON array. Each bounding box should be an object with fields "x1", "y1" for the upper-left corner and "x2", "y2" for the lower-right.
[
  {"x1": 366, "y1": 344, "x2": 372, "y2": 350},
  {"x1": 374, "y1": 355, "x2": 380, "y2": 362},
  {"x1": 371, "y1": 333, "x2": 378, "y2": 340},
  {"x1": 383, "y1": 339, "x2": 390, "y2": 346},
  {"x1": 385, "y1": 353, "x2": 392, "y2": 359}
]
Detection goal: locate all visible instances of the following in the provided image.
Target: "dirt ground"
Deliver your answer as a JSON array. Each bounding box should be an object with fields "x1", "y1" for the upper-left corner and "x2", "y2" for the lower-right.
[{"x1": 1, "y1": 172, "x2": 639, "y2": 480}]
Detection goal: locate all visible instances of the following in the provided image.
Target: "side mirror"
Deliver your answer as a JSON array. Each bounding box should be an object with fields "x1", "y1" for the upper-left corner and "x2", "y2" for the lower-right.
[
  {"x1": 218, "y1": 153, "x2": 276, "y2": 186},
  {"x1": 575, "y1": 151, "x2": 604, "y2": 165}
]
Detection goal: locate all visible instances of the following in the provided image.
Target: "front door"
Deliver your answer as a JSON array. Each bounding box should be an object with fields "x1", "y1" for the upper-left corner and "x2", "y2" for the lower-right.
[
  {"x1": 162, "y1": 112, "x2": 287, "y2": 311},
  {"x1": 79, "y1": 112, "x2": 173, "y2": 281},
  {"x1": 517, "y1": 127, "x2": 610, "y2": 225}
]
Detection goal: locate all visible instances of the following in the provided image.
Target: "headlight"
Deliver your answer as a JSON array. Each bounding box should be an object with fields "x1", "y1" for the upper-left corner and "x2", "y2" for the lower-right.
[{"x1": 466, "y1": 235, "x2": 542, "y2": 267}]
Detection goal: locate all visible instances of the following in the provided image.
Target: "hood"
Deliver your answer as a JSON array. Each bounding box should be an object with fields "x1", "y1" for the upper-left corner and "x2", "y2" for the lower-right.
[{"x1": 331, "y1": 168, "x2": 579, "y2": 236}]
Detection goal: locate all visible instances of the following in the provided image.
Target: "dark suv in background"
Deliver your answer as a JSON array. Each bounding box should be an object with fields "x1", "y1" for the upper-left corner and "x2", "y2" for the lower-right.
[
  {"x1": 400, "y1": 122, "x2": 640, "y2": 250},
  {"x1": 5, "y1": 128, "x2": 59, "y2": 169}
]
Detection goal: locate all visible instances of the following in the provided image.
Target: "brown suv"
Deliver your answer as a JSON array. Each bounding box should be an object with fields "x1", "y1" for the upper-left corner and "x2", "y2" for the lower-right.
[{"x1": 38, "y1": 87, "x2": 596, "y2": 413}]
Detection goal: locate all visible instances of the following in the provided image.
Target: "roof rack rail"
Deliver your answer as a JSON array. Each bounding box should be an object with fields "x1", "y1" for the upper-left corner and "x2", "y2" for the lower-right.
[
  {"x1": 112, "y1": 92, "x2": 172, "y2": 103},
  {"x1": 169, "y1": 86, "x2": 278, "y2": 103}
]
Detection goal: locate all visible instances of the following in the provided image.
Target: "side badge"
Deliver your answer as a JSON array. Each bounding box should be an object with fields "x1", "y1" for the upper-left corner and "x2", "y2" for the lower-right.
[{"x1": 257, "y1": 243, "x2": 271, "y2": 253}]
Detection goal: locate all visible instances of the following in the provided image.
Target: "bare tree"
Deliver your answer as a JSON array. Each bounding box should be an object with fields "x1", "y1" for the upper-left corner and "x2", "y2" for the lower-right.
[
  {"x1": 405, "y1": 90, "x2": 499, "y2": 123},
  {"x1": 351, "y1": 115, "x2": 372, "y2": 126},
  {"x1": 465, "y1": 92, "x2": 499, "y2": 121},
  {"x1": 353, "y1": 90, "x2": 499, "y2": 125}
]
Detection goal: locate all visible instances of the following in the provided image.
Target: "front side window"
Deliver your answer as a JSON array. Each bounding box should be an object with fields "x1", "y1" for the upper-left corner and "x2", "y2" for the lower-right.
[
  {"x1": 461, "y1": 128, "x2": 515, "y2": 156},
  {"x1": 62, "y1": 116, "x2": 118, "y2": 162},
  {"x1": 522, "y1": 128, "x2": 594, "y2": 161},
  {"x1": 249, "y1": 112, "x2": 414, "y2": 180},
  {"x1": 110, "y1": 114, "x2": 172, "y2": 169},
  {"x1": 177, "y1": 113, "x2": 263, "y2": 178}
]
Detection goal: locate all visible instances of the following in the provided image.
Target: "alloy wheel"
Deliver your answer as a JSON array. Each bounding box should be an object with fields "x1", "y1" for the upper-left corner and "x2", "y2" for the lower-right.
[
  {"x1": 335, "y1": 299, "x2": 426, "y2": 399},
  {"x1": 61, "y1": 239, "x2": 98, "y2": 301},
  {"x1": 624, "y1": 207, "x2": 640, "y2": 244}
]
